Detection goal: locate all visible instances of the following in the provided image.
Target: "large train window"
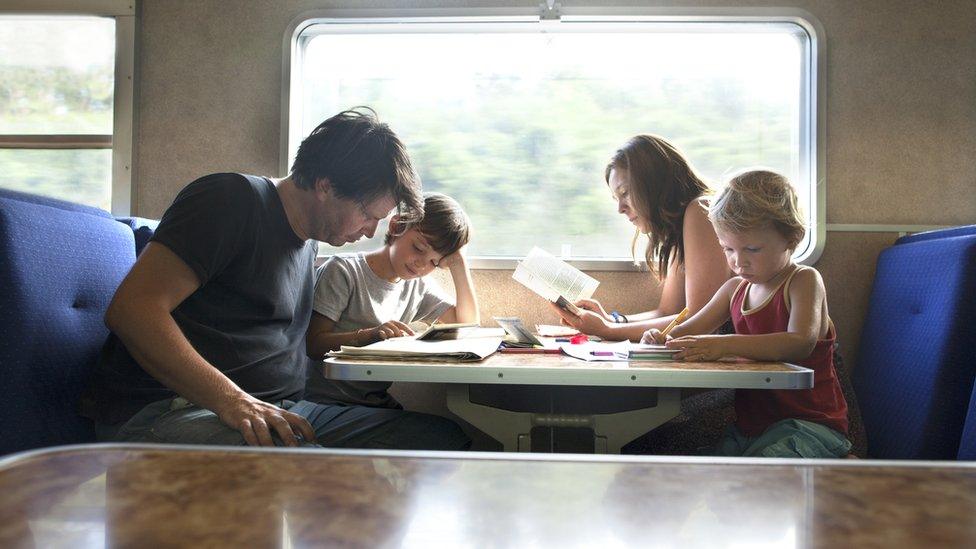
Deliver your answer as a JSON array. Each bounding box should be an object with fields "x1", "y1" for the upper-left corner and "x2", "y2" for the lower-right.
[{"x1": 285, "y1": 11, "x2": 823, "y2": 267}]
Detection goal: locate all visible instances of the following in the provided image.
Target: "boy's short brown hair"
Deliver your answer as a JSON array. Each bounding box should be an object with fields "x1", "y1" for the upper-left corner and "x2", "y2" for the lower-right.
[
  {"x1": 385, "y1": 192, "x2": 471, "y2": 256},
  {"x1": 709, "y1": 169, "x2": 806, "y2": 249}
]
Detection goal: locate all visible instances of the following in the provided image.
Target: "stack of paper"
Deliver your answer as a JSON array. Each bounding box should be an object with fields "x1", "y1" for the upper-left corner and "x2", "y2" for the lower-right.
[
  {"x1": 558, "y1": 342, "x2": 681, "y2": 362},
  {"x1": 328, "y1": 336, "x2": 502, "y2": 363},
  {"x1": 627, "y1": 344, "x2": 682, "y2": 361}
]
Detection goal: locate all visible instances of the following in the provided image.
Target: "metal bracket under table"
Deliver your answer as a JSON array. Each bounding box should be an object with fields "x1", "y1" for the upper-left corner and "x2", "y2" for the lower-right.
[{"x1": 446, "y1": 384, "x2": 681, "y2": 453}]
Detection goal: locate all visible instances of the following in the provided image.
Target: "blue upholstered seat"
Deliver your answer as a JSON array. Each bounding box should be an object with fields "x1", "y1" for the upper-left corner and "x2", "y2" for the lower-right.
[
  {"x1": 853, "y1": 229, "x2": 976, "y2": 459},
  {"x1": 0, "y1": 189, "x2": 137, "y2": 455},
  {"x1": 115, "y1": 216, "x2": 160, "y2": 255},
  {"x1": 895, "y1": 224, "x2": 976, "y2": 246},
  {"x1": 959, "y1": 390, "x2": 976, "y2": 460}
]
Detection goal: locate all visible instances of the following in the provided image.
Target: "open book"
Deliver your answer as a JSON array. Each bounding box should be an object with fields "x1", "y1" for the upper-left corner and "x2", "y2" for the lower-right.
[
  {"x1": 415, "y1": 322, "x2": 479, "y2": 341},
  {"x1": 512, "y1": 247, "x2": 599, "y2": 315},
  {"x1": 327, "y1": 336, "x2": 502, "y2": 362}
]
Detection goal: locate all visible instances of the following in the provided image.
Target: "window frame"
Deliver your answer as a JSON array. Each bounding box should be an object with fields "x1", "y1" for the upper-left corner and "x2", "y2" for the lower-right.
[
  {"x1": 0, "y1": 0, "x2": 135, "y2": 216},
  {"x1": 281, "y1": 6, "x2": 826, "y2": 270}
]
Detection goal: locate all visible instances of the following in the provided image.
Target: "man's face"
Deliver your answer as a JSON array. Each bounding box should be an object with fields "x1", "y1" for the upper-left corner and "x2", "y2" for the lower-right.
[{"x1": 316, "y1": 183, "x2": 397, "y2": 246}]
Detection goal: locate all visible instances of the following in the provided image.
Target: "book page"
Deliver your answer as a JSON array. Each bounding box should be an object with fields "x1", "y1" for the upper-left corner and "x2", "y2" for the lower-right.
[
  {"x1": 512, "y1": 247, "x2": 599, "y2": 303},
  {"x1": 333, "y1": 337, "x2": 502, "y2": 361}
]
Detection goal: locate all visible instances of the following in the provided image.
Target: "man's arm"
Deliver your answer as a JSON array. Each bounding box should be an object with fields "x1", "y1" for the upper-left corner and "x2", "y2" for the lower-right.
[{"x1": 105, "y1": 242, "x2": 315, "y2": 447}]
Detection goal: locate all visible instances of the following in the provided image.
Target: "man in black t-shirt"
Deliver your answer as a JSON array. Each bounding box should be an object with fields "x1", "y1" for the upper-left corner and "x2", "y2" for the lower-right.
[{"x1": 81, "y1": 108, "x2": 470, "y2": 450}]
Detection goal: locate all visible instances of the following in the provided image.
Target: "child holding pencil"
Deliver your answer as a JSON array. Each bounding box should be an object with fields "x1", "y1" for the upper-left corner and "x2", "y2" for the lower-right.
[{"x1": 642, "y1": 169, "x2": 850, "y2": 458}]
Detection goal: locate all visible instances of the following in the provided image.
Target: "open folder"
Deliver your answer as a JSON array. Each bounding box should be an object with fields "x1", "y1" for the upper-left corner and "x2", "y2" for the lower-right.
[
  {"x1": 512, "y1": 247, "x2": 599, "y2": 315},
  {"x1": 327, "y1": 336, "x2": 502, "y2": 363}
]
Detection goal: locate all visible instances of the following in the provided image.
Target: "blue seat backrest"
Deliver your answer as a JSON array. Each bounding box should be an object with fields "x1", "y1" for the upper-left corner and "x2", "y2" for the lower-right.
[
  {"x1": 896, "y1": 225, "x2": 976, "y2": 246},
  {"x1": 0, "y1": 188, "x2": 112, "y2": 219},
  {"x1": 853, "y1": 233, "x2": 976, "y2": 459},
  {"x1": 115, "y1": 216, "x2": 159, "y2": 255},
  {"x1": 0, "y1": 189, "x2": 136, "y2": 455},
  {"x1": 959, "y1": 389, "x2": 976, "y2": 460}
]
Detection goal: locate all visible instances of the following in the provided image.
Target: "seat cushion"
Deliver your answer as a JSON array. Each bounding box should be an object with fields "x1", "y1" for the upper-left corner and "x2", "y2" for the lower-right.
[
  {"x1": 0, "y1": 195, "x2": 135, "y2": 454},
  {"x1": 854, "y1": 234, "x2": 976, "y2": 459}
]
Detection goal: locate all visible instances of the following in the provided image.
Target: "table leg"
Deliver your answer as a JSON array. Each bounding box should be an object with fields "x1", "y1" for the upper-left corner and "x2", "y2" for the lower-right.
[
  {"x1": 591, "y1": 388, "x2": 681, "y2": 454},
  {"x1": 447, "y1": 384, "x2": 534, "y2": 452}
]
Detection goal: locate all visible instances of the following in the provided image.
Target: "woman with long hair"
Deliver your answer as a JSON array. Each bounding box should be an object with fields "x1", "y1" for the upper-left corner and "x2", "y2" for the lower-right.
[{"x1": 554, "y1": 135, "x2": 731, "y2": 340}]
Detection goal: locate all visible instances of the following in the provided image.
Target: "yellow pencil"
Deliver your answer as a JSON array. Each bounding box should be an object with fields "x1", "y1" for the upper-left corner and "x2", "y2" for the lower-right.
[{"x1": 660, "y1": 307, "x2": 690, "y2": 338}]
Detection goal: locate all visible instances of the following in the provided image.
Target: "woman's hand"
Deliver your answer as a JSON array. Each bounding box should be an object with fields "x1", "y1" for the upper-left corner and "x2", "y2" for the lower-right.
[
  {"x1": 665, "y1": 335, "x2": 728, "y2": 362},
  {"x1": 549, "y1": 303, "x2": 610, "y2": 337},
  {"x1": 575, "y1": 298, "x2": 611, "y2": 321}
]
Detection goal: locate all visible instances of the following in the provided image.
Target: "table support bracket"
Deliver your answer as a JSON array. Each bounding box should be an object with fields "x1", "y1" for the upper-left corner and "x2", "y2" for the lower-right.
[{"x1": 446, "y1": 385, "x2": 681, "y2": 454}]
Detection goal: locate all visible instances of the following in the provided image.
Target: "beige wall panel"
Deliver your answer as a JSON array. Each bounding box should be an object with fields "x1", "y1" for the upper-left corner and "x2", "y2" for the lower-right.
[
  {"x1": 428, "y1": 268, "x2": 662, "y2": 331},
  {"x1": 821, "y1": 1, "x2": 976, "y2": 224},
  {"x1": 815, "y1": 232, "x2": 897, "y2": 370}
]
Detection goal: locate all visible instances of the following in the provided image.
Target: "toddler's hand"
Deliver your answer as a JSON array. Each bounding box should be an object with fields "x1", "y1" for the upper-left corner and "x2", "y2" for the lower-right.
[
  {"x1": 666, "y1": 335, "x2": 725, "y2": 362},
  {"x1": 640, "y1": 329, "x2": 668, "y2": 344}
]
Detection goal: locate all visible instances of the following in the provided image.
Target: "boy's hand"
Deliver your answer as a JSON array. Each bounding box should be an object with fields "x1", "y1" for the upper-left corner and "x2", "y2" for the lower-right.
[
  {"x1": 438, "y1": 247, "x2": 466, "y2": 270},
  {"x1": 665, "y1": 335, "x2": 726, "y2": 362},
  {"x1": 575, "y1": 298, "x2": 611, "y2": 321},
  {"x1": 640, "y1": 328, "x2": 669, "y2": 345},
  {"x1": 370, "y1": 320, "x2": 415, "y2": 341}
]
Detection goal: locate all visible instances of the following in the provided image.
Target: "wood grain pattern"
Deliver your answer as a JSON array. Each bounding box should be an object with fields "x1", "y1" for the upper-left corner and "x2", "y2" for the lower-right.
[{"x1": 3, "y1": 445, "x2": 975, "y2": 548}]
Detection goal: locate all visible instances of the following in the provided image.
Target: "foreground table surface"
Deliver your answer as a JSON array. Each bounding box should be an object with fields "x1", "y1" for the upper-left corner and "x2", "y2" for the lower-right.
[{"x1": 3, "y1": 445, "x2": 975, "y2": 548}]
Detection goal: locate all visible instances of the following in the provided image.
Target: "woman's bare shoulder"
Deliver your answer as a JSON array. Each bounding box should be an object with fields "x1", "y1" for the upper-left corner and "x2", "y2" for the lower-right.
[{"x1": 682, "y1": 196, "x2": 719, "y2": 241}]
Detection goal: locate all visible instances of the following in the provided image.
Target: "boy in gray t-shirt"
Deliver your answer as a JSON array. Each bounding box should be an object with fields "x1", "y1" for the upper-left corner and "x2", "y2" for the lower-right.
[{"x1": 305, "y1": 193, "x2": 479, "y2": 408}]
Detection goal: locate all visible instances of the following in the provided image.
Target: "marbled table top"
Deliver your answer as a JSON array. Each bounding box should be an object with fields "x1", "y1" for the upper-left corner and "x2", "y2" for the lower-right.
[{"x1": 2, "y1": 444, "x2": 974, "y2": 548}]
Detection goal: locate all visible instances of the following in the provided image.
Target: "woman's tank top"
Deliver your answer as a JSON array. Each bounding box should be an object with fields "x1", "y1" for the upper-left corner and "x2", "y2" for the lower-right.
[{"x1": 730, "y1": 266, "x2": 849, "y2": 437}]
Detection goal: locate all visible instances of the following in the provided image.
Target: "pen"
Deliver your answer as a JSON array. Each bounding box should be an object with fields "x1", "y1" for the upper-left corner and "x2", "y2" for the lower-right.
[
  {"x1": 590, "y1": 351, "x2": 616, "y2": 356},
  {"x1": 660, "y1": 307, "x2": 690, "y2": 338}
]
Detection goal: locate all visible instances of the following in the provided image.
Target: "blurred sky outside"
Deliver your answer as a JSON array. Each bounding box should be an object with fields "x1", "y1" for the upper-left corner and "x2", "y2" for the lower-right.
[{"x1": 301, "y1": 25, "x2": 805, "y2": 260}]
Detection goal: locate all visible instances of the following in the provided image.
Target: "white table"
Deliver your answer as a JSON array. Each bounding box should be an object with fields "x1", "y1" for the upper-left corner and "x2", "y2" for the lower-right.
[{"x1": 325, "y1": 350, "x2": 812, "y2": 453}]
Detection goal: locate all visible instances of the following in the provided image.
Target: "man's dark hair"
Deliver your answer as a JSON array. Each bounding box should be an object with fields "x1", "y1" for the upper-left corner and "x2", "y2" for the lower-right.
[
  {"x1": 385, "y1": 192, "x2": 471, "y2": 256},
  {"x1": 291, "y1": 107, "x2": 423, "y2": 226}
]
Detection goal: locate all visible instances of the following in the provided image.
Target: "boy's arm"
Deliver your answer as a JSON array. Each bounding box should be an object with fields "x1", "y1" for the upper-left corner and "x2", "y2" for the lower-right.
[
  {"x1": 720, "y1": 267, "x2": 825, "y2": 360},
  {"x1": 305, "y1": 312, "x2": 402, "y2": 357},
  {"x1": 651, "y1": 277, "x2": 738, "y2": 341},
  {"x1": 561, "y1": 277, "x2": 738, "y2": 343},
  {"x1": 668, "y1": 269, "x2": 826, "y2": 362},
  {"x1": 435, "y1": 250, "x2": 480, "y2": 325}
]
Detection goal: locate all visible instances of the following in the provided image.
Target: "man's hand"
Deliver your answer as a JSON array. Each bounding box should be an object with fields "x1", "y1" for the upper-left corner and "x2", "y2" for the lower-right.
[
  {"x1": 665, "y1": 335, "x2": 728, "y2": 362},
  {"x1": 216, "y1": 395, "x2": 316, "y2": 447}
]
